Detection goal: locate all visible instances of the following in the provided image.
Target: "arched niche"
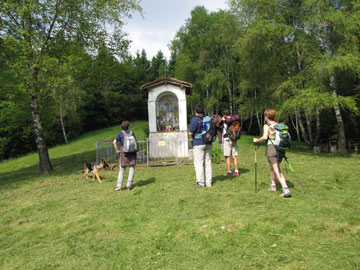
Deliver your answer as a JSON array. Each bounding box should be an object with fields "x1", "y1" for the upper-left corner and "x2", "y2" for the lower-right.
[{"x1": 156, "y1": 92, "x2": 179, "y2": 132}]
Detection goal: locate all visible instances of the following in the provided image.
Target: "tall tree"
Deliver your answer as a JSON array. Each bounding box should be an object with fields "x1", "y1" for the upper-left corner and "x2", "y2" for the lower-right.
[
  {"x1": 0, "y1": 0, "x2": 141, "y2": 173},
  {"x1": 148, "y1": 50, "x2": 167, "y2": 80},
  {"x1": 304, "y1": 0, "x2": 360, "y2": 152},
  {"x1": 229, "y1": 0, "x2": 359, "y2": 148},
  {"x1": 171, "y1": 6, "x2": 242, "y2": 115}
]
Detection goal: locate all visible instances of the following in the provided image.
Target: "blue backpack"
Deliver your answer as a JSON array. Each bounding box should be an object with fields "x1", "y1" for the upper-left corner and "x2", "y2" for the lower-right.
[{"x1": 194, "y1": 116, "x2": 217, "y2": 143}]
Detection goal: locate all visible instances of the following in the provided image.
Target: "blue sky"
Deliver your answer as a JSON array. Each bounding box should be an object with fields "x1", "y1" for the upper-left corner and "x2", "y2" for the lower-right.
[{"x1": 123, "y1": 0, "x2": 229, "y2": 60}]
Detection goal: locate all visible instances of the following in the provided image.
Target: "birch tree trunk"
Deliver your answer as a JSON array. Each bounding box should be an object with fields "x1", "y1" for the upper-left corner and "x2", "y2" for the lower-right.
[
  {"x1": 232, "y1": 75, "x2": 236, "y2": 114},
  {"x1": 314, "y1": 108, "x2": 321, "y2": 146},
  {"x1": 256, "y1": 112, "x2": 264, "y2": 136},
  {"x1": 294, "y1": 109, "x2": 301, "y2": 141},
  {"x1": 298, "y1": 112, "x2": 311, "y2": 145},
  {"x1": 330, "y1": 75, "x2": 346, "y2": 152},
  {"x1": 25, "y1": 11, "x2": 53, "y2": 174},
  {"x1": 304, "y1": 110, "x2": 314, "y2": 146},
  {"x1": 59, "y1": 102, "x2": 69, "y2": 144},
  {"x1": 247, "y1": 114, "x2": 253, "y2": 134},
  {"x1": 29, "y1": 92, "x2": 53, "y2": 174},
  {"x1": 228, "y1": 85, "x2": 233, "y2": 115}
]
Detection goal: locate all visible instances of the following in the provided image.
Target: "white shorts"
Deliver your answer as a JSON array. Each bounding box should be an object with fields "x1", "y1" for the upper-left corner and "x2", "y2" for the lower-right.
[{"x1": 223, "y1": 139, "x2": 238, "y2": 157}]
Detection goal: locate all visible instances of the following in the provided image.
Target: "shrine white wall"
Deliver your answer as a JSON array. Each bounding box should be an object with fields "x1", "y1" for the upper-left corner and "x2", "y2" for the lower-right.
[{"x1": 147, "y1": 84, "x2": 187, "y2": 132}]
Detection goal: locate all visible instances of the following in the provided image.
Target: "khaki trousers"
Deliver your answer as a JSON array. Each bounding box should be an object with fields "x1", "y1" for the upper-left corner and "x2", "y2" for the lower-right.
[{"x1": 193, "y1": 144, "x2": 212, "y2": 187}]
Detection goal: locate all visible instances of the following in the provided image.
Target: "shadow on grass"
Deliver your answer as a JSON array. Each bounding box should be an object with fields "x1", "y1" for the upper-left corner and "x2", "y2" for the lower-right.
[
  {"x1": 134, "y1": 177, "x2": 155, "y2": 188},
  {"x1": 0, "y1": 150, "x2": 96, "y2": 190},
  {"x1": 213, "y1": 168, "x2": 250, "y2": 184},
  {"x1": 257, "y1": 180, "x2": 303, "y2": 192}
]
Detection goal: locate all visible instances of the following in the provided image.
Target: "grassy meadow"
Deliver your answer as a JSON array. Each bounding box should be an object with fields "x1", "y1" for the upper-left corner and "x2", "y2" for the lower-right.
[{"x1": 1, "y1": 121, "x2": 360, "y2": 270}]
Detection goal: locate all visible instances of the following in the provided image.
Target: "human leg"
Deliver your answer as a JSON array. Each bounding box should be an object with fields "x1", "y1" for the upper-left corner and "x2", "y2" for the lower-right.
[
  {"x1": 226, "y1": 157, "x2": 231, "y2": 174},
  {"x1": 271, "y1": 163, "x2": 291, "y2": 197},
  {"x1": 266, "y1": 144, "x2": 288, "y2": 194},
  {"x1": 116, "y1": 166, "x2": 126, "y2": 190},
  {"x1": 271, "y1": 163, "x2": 287, "y2": 187},
  {"x1": 223, "y1": 140, "x2": 232, "y2": 175},
  {"x1": 193, "y1": 145, "x2": 206, "y2": 187},
  {"x1": 126, "y1": 165, "x2": 135, "y2": 189},
  {"x1": 268, "y1": 165, "x2": 277, "y2": 191},
  {"x1": 204, "y1": 144, "x2": 212, "y2": 187},
  {"x1": 269, "y1": 165, "x2": 277, "y2": 185},
  {"x1": 229, "y1": 140, "x2": 239, "y2": 177},
  {"x1": 233, "y1": 156, "x2": 238, "y2": 172},
  {"x1": 231, "y1": 140, "x2": 239, "y2": 171},
  {"x1": 232, "y1": 154, "x2": 239, "y2": 177}
]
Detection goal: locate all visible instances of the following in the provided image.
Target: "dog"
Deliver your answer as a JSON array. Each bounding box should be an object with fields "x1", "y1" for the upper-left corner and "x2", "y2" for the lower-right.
[
  {"x1": 106, "y1": 162, "x2": 117, "y2": 171},
  {"x1": 83, "y1": 158, "x2": 109, "y2": 183}
]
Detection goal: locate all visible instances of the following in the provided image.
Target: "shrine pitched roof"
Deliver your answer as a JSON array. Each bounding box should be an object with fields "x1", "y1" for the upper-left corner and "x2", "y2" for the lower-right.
[{"x1": 140, "y1": 77, "x2": 192, "y2": 91}]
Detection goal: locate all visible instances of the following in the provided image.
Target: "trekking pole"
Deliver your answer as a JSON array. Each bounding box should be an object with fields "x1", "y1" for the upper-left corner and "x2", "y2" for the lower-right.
[
  {"x1": 283, "y1": 155, "x2": 306, "y2": 194},
  {"x1": 284, "y1": 161, "x2": 288, "y2": 174},
  {"x1": 254, "y1": 143, "x2": 259, "y2": 193}
]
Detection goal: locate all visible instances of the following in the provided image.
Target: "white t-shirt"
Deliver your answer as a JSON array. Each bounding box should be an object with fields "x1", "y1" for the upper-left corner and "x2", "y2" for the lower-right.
[{"x1": 222, "y1": 118, "x2": 230, "y2": 141}]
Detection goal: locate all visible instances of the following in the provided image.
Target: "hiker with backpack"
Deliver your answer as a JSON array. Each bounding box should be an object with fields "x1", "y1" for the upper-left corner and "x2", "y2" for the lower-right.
[
  {"x1": 222, "y1": 109, "x2": 241, "y2": 177},
  {"x1": 253, "y1": 109, "x2": 291, "y2": 197},
  {"x1": 188, "y1": 104, "x2": 218, "y2": 188},
  {"x1": 113, "y1": 120, "x2": 137, "y2": 191}
]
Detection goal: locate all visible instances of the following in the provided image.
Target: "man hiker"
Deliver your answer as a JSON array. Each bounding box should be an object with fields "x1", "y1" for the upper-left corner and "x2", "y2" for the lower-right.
[
  {"x1": 188, "y1": 104, "x2": 212, "y2": 188},
  {"x1": 222, "y1": 109, "x2": 240, "y2": 177},
  {"x1": 113, "y1": 120, "x2": 137, "y2": 191},
  {"x1": 253, "y1": 109, "x2": 291, "y2": 197}
]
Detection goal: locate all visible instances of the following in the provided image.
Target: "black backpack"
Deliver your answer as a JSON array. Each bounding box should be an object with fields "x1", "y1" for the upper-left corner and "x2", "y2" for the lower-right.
[{"x1": 194, "y1": 116, "x2": 217, "y2": 143}]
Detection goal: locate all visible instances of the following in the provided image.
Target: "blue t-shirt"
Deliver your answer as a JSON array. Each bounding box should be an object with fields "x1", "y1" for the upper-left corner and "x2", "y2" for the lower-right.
[
  {"x1": 115, "y1": 130, "x2": 136, "y2": 146},
  {"x1": 189, "y1": 114, "x2": 205, "y2": 146}
]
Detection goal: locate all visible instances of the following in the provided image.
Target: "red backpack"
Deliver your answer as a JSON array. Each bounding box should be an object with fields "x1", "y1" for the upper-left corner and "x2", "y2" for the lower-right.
[{"x1": 225, "y1": 114, "x2": 241, "y2": 140}]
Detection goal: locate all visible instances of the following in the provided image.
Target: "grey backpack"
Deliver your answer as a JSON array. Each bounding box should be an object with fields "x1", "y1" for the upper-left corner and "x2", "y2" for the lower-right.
[{"x1": 122, "y1": 131, "x2": 137, "y2": 153}]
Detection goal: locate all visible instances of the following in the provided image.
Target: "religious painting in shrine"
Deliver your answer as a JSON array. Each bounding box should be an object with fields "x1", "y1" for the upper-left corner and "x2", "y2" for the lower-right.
[{"x1": 156, "y1": 93, "x2": 179, "y2": 132}]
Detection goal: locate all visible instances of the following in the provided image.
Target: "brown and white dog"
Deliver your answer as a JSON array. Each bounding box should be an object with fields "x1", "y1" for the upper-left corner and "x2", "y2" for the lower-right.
[
  {"x1": 106, "y1": 162, "x2": 117, "y2": 171},
  {"x1": 83, "y1": 158, "x2": 109, "y2": 183}
]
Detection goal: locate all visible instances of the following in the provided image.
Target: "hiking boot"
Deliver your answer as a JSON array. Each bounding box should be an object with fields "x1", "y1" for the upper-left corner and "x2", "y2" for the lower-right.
[
  {"x1": 226, "y1": 172, "x2": 232, "y2": 177},
  {"x1": 127, "y1": 186, "x2": 133, "y2": 191},
  {"x1": 268, "y1": 185, "x2": 277, "y2": 192},
  {"x1": 232, "y1": 171, "x2": 240, "y2": 177},
  {"x1": 115, "y1": 187, "x2": 122, "y2": 191},
  {"x1": 194, "y1": 183, "x2": 204, "y2": 188},
  {"x1": 280, "y1": 188, "x2": 291, "y2": 198}
]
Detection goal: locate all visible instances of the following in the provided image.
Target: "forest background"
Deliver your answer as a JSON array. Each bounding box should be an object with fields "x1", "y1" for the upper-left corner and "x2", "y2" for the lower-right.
[{"x1": 1, "y1": 0, "x2": 359, "y2": 173}]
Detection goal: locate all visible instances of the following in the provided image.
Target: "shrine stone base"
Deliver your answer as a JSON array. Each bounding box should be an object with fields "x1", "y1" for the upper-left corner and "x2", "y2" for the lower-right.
[{"x1": 148, "y1": 131, "x2": 189, "y2": 158}]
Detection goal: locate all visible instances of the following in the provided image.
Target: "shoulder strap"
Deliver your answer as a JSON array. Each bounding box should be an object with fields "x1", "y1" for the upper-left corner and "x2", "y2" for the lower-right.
[
  {"x1": 121, "y1": 130, "x2": 131, "y2": 137},
  {"x1": 266, "y1": 123, "x2": 275, "y2": 144},
  {"x1": 196, "y1": 115, "x2": 204, "y2": 123},
  {"x1": 125, "y1": 131, "x2": 135, "y2": 137}
]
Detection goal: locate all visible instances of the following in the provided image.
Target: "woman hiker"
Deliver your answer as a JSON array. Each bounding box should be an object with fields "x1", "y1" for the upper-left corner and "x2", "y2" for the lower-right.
[{"x1": 253, "y1": 109, "x2": 291, "y2": 198}]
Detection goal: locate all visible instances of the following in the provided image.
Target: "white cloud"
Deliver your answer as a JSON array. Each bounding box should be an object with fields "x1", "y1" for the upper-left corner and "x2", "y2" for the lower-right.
[
  {"x1": 193, "y1": 0, "x2": 228, "y2": 11},
  {"x1": 123, "y1": 0, "x2": 228, "y2": 60},
  {"x1": 127, "y1": 28, "x2": 174, "y2": 59}
]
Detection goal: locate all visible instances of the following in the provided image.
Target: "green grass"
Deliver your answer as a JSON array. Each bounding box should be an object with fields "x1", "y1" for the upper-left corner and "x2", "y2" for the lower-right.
[{"x1": 1, "y1": 121, "x2": 360, "y2": 270}]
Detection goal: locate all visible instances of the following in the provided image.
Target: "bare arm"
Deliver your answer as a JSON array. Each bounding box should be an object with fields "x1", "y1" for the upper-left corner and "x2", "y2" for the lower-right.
[
  {"x1": 113, "y1": 139, "x2": 120, "y2": 154},
  {"x1": 253, "y1": 125, "x2": 270, "y2": 143}
]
